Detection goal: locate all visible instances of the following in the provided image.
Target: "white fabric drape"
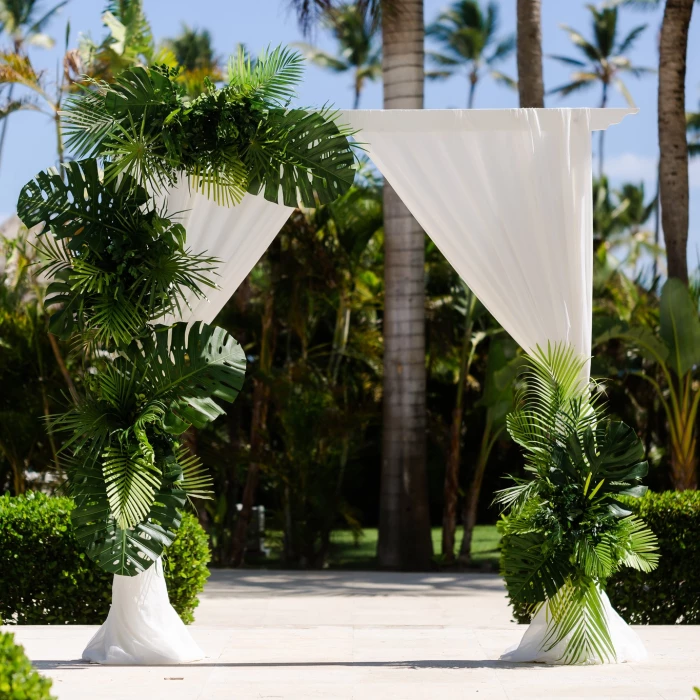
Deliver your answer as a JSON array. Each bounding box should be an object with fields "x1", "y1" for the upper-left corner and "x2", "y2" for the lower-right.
[
  {"x1": 501, "y1": 590, "x2": 647, "y2": 665},
  {"x1": 83, "y1": 182, "x2": 293, "y2": 665},
  {"x1": 339, "y1": 108, "x2": 635, "y2": 363},
  {"x1": 82, "y1": 559, "x2": 204, "y2": 664},
  {"x1": 341, "y1": 107, "x2": 639, "y2": 664},
  {"x1": 161, "y1": 177, "x2": 295, "y2": 325}
]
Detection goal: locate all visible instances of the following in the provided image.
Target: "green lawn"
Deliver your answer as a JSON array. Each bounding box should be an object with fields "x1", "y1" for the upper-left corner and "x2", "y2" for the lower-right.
[{"x1": 256, "y1": 525, "x2": 501, "y2": 570}]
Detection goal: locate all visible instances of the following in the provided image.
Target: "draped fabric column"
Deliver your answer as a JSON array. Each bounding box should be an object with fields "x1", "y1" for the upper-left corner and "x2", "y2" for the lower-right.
[
  {"x1": 82, "y1": 183, "x2": 293, "y2": 665},
  {"x1": 340, "y1": 106, "x2": 641, "y2": 664}
]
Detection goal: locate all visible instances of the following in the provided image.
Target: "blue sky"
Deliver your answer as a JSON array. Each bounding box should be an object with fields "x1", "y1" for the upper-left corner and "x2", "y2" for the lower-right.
[{"x1": 1, "y1": 0, "x2": 699, "y2": 264}]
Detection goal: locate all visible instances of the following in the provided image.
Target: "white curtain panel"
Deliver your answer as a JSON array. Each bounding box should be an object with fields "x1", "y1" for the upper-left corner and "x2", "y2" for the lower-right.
[{"x1": 340, "y1": 108, "x2": 635, "y2": 367}]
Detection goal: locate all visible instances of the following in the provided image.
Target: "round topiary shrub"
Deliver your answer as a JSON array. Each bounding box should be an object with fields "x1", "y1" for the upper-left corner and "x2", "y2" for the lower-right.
[
  {"x1": 0, "y1": 631, "x2": 55, "y2": 699},
  {"x1": 0, "y1": 493, "x2": 210, "y2": 625}
]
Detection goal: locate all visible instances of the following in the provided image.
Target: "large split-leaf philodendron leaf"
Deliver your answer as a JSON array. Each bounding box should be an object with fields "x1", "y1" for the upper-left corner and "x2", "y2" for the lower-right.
[
  {"x1": 247, "y1": 108, "x2": 356, "y2": 207},
  {"x1": 134, "y1": 321, "x2": 246, "y2": 429},
  {"x1": 17, "y1": 159, "x2": 148, "y2": 251},
  {"x1": 564, "y1": 421, "x2": 648, "y2": 501}
]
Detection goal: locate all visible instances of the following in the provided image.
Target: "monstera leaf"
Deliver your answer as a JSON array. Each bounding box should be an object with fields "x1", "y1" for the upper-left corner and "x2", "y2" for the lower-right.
[
  {"x1": 17, "y1": 160, "x2": 148, "y2": 251},
  {"x1": 564, "y1": 421, "x2": 648, "y2": 503},
  {"x1": 132, "y1": 322, "x2": 246, "y2": 430},
  {"x1": 500, "y1": 531, "x2": 573, "y2": 606},
  {"x1": 247, "y1": 108, "x2": 356, "y2": 207}
]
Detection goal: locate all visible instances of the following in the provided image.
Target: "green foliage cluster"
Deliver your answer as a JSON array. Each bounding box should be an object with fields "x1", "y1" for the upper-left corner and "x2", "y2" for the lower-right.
[
  {"x1": 15, "y1": 45, "x2": 355, "y2": 576},
  {"x1": 0, "y1": 631, "x2": 55, "y2": 700},
  {"x1": 0, "y1": 493, "x2": 209, "y2": 625},
  {"x1": 61, "y1": 47, "x2": 355, "y2": 207},
  {"x1": 496, "y1": 344, "x2": 658, "y2": 663}
]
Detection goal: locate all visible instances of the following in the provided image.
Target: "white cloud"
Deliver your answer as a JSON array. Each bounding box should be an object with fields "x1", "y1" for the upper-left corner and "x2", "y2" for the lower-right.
[
  {"x1": 606, "y1": 152, "x2": 700, "y2": 190},
  {"x1": 604, "y1": 153, "x2": 658, "y2": 183}
]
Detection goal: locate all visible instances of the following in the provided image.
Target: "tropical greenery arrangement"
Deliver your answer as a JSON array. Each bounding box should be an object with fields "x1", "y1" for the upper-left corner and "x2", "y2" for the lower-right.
[
  {"x1": 14, "y1": 45, "x2": 355, "y2": 576},
  {"x1": 496, "y1": 344, "x2": 659, "y2": 663}
]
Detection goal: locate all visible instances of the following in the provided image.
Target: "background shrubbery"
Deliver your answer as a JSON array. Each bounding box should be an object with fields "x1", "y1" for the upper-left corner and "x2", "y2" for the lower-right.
[
  {"x1": 607, "y1": 491, "x2": 700, "y2": 624},
  {"x1": 0, "y1": 631, "x2": 55, "y2": 700},
  {"x1": 506, "y1": 490, "x2": 700, "y2": 625},
  {"x1": 0, "y1": 493, "x2": 210, "y2": 625}
]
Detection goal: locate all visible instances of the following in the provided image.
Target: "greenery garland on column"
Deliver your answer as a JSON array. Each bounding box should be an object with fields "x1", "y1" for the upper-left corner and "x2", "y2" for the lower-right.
[
  {"x1": 496, "y1": 344, "x2": 659, "y2": 663},
  {"x1": 15, "y1": 47, "x2": 356, "y2": 576}
]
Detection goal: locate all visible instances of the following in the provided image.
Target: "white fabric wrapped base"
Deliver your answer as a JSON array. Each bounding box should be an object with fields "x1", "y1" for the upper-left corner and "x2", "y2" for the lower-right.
[
  {"x1": 501, "y1": 590, "x2": 647, "y2": 665},
  {"x1": 82, "y1": 558, "x2": 204, "y2": 665}
]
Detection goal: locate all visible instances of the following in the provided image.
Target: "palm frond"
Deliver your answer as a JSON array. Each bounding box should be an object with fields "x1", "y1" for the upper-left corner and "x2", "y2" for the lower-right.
[
  {"x1": 173, "y1": 445, "x2": 214, "y2": 500},
  {"x1": 617, "y1": 515, "x2": 659, "y2": 573},
  {"x1": 101, "y1": 443, "x2": 161, "y2": 529},
  {"x1": 544, "y1": 579, "x2": 616, "y2": 664},
  {"x1": 227, "y1": 44, "x2": 304, "y2": 105}
]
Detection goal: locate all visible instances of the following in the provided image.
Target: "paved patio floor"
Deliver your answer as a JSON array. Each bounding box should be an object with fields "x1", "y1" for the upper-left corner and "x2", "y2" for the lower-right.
[{"x1": 6, "y1": 571, "x2": 699, "y2": 700}]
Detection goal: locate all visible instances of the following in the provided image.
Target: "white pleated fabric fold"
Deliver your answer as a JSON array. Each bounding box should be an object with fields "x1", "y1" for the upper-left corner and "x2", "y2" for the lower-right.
[
  {"x1": 501, "y1": 590, "x2": 647, "y2": 665},
  {"x1": 82, "y1": 559, "x2": 204, "y2": 664},
  {"x1": 161, "y1": 177, "x2": 295, "y2": 325}
]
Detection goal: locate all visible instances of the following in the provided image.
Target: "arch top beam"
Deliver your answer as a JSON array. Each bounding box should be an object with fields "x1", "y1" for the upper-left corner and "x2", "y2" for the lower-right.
[{"x1": 337, "y1": 108, "x2": 638, "y2": 133}]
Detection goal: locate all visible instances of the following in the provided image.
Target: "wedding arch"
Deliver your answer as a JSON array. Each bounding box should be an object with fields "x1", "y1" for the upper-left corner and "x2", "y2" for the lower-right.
[{"x1": 16, "y1": 51, "x2": 656, "y2": 667}]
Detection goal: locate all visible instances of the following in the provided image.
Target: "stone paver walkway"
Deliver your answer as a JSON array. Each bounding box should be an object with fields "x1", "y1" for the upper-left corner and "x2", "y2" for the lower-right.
[{"x1": 6, "y1": 571, "x2": 699, "y2": 700}]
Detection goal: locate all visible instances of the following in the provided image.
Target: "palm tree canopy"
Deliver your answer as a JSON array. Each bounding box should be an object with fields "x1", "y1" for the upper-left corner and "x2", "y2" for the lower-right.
[
  {"x1": 548, "y1": 5, "x2": 653, "y2": 106},
  {"x1": 294, "y1": 3, "x2": 380, "y2": 107},
  {"x1": 287, "y1": 0, "x2": 379, "y2": 33},
  {"x1": 165, "y1": 25, "x2": 219, "y2": 73},
  {"x1": 0, "y1": 0, "x2": 67, "y2": 48},
  {"x1": 426, "y1": 0, "x2": 515, "y2": 85}
]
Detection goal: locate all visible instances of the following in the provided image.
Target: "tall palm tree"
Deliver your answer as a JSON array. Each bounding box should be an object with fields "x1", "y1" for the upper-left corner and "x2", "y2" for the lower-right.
[
  {"x1": 624, "y1": 0, "x2": 697, "y2": 285},
  {"x1": 0, "y1": 0, "x2": 66, "y2": 169},
  {"x1": 288, "y1": 0, "x2": 433, "y2": 570},
  {"x1": 516, "y1": 0, "x2": 543, "y2": 108},
  {"x1": 295, "y1": 3, "x2": 381, "y2": 108},
  {"x1": 426, "y1": 0, "x2": 515, "y2": 108},
  {"x1": 549, "y1": 4, "x2": 652, "y2": 177}
]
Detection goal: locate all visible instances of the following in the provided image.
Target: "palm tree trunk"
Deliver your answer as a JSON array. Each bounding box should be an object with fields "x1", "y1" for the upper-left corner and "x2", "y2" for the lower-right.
[
  {"x1": 516, "y1": 0, "x2": 544, "y2": 109},
  {"x1": 441, "y1": 326, "x2": 470, "y2": 563},
  {"x1": 458, "y1": 418, "x2": 500, "y2": 565},
  {"x1": 658, "y1": 0, "x2": 694, "y2": 285},
  {"x1": 467, "y1": 73, "x2": 477, "y2": 109},
  {"x1": 231, "y1": 290, "x2": 276, "y2": 566},
  {"x1": 378, "y1": 0, "x2": 433, "y2": 570}
]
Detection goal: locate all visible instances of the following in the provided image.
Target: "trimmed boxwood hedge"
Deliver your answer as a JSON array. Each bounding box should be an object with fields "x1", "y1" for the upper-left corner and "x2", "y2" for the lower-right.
[
  {"x1": 607, "y1": 490, "x2": 700, "y2": 624},
  {"x1": 506, "y1": 490, "x2": 700, "y2": 625},
  {"x1": 0, "y1": 631, "x2": 55, "y2": 699},
  {"x1": 0, "y1": 492, "x2": 210, "y2": 625}
]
